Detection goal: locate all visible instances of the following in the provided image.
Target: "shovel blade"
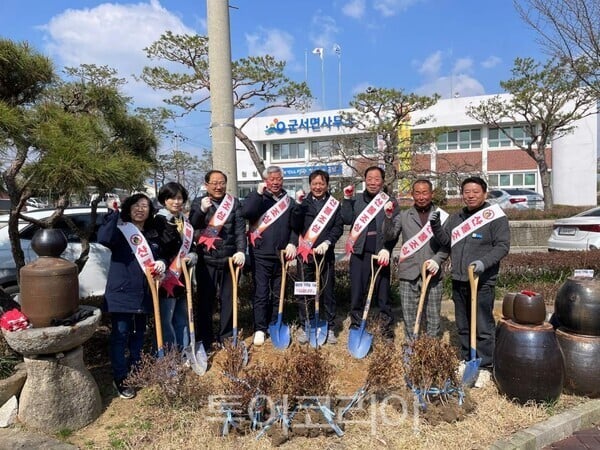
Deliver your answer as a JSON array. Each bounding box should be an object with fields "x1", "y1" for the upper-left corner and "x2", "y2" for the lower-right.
[
  {"x1": 183, "y1": 342, "x2": 208, "y2": 376},
  {"x1": 269, "y1": 314, "x2": 291, "y2": 350},
  {"x1": 269, "y1": 321, "x2": 291, "y2": 350},
  {"x1": 308, "y1": 318, "x2": 328, "y2": 348},
  {"x1": 348, "y1": 324, "x2": 373, "y2": 359},
  {"x1": 462, "y1": 358, "x2": 482, "y2": 387}
]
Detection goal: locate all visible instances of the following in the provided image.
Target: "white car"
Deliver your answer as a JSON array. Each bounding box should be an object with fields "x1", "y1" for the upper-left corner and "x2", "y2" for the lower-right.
[
  {"x1": 487, "y1": 189, "x2": 544, "y2": 210},
  {"x1": 548, "y1": 206, "x2": 600, "y2": 251},
  {"x1": 0, "y1": 207, "x2": 110, "y2": 298}
]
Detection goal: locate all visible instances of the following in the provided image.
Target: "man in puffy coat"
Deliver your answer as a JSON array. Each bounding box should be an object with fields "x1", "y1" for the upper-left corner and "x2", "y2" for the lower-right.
[{"x1": 189, "y1": 170, "x2": 246, "y2": 347}]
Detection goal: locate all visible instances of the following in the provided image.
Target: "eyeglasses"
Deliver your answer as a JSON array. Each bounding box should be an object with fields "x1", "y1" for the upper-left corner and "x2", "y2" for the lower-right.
[{"x1": 207, "y1": 181, "x2": 226, "y2": 187}]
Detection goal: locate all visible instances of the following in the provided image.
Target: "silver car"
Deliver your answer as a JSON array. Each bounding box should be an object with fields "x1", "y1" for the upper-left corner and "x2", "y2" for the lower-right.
[
  {"x1": 487, "y1": 188, "x2": 544, "y2": 210},
  {"x1": 0, "y1": 207, "x2": 110, "y2": 298}
]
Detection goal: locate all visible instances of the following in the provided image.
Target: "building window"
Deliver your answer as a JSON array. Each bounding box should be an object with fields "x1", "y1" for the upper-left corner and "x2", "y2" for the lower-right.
[
  {"x1": 241, "y1": 171, "x2": 247, "y2": 178},
  {"x1": 272, "y1": 142, "x2": 306, "y2": 161},
  {"x1": 488, "y1": 172, "x2": 537, "y2": 189},
  {"x1": 488, "y1": 126, "x2": 532, "y2": 148},
  {"x1": 436, "y1": 128, "x2": 481, "y2": 150},
  {"x1": 284, "y1": 179, "x2": 306, "y2": 194},
  {"x1": 261, "y1": 144, "x2": 267, "y2": 160},
  {"x1": 310, "y1": 140, "x2": 339, "y2": 158}
]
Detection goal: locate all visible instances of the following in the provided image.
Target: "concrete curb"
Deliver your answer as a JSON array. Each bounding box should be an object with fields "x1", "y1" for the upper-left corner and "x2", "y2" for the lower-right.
[{"x1": 489, "y1": 398, "x2": 600, "y2": 450}]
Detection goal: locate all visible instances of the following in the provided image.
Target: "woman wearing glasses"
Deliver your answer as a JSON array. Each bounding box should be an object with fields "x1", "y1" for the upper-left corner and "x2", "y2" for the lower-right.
[{"x1": 189, "y1": 170, "x2": 247, "y2": 347}]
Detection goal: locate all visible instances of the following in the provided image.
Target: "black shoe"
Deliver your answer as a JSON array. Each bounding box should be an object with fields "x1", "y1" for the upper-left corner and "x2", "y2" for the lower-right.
[{"x1": 113, "y1": 379, "x2": 135, "y2": 399}]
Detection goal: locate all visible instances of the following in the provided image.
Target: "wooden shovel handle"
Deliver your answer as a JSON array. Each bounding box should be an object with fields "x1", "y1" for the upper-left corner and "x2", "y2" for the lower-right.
[
  {"x1": 145, "y1": 267, "x2": 164, "y2": 351},
  {"x1": 181, "y1": 260, "x2": 195, "y2": 334},
  {"x1": 468, "y1": 264, "x2": 479, "y2": 351},
  {"x1": 361, "y1": 255, "x2": 384, "y2": 321},
  {"x1": 278, "y1": 250, "x2": 289, "y2": 315},
  {"x1": 228, "y1": 257, "x2": 241, "y2": 329},
  {"x1": 413, "y1": 261, "x2": 433, "y2": 336}
]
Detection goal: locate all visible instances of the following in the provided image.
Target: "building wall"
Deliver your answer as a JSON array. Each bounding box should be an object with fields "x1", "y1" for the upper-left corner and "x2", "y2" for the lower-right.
[{"x1": 234, "y1": 94, "x2": 598, "y2": 206}]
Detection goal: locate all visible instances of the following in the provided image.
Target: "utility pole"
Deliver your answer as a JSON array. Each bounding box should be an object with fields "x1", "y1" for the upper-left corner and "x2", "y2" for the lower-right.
[{"x1": 207, "y1": 0, "x2": 238, "y2": 191}]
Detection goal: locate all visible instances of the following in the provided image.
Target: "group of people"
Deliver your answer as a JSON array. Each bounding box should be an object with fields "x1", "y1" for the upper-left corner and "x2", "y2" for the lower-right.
[{"x1": 99, "y1": 164, "x2": 509, "y2": 399}]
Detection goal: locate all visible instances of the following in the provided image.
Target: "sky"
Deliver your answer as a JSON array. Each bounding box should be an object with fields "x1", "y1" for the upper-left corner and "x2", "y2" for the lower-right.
[{"x1": 0, "y1": 0, "x2": 546, "y2": 157}]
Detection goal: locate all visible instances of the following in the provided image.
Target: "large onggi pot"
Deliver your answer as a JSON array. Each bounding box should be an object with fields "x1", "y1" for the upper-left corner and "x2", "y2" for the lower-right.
[
  {"x1": 494, "y1": 320, "x2": 564, "y2": 404},
  {"x1": 555, "y1": 277, "x2": 600, "y2": 336},
  {"x1": 555, "y1": 327, "x2": 600, "y2": 398}
]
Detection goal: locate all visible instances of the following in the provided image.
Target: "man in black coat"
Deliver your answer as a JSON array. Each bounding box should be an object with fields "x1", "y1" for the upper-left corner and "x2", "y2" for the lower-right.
[
  {"x1": 241, "y1": 165, "x2": 297, "y2": 346},
  {"x1": 189, "y1": 170, "x2": 246, "y2": 346}
]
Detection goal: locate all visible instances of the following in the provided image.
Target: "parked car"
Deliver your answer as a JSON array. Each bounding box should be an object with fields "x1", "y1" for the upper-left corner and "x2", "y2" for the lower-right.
[
  {"x1": 25, "y1": 197, "x2": 48, "y2": 209},
  {"x1": 0, "y1": 207, "x2": 110, "y2": 299},
  {"x1": 548, "y1": 206, "x2": 600, "y2": 251},
  {"x1": 487, "y1": 188, "x2": 544, "y2": 210}
]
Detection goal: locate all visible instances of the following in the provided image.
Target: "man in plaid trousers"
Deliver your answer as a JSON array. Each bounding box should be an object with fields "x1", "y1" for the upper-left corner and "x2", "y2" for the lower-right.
[{"x1": 383, "y1": 179, "x2": 449, "y2": 338}]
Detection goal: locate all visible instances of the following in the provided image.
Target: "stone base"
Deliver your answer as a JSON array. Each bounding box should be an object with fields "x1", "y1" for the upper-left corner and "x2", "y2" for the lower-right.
[{"x1": 18, "y1": 346, "x2": 101, "y2": 432}]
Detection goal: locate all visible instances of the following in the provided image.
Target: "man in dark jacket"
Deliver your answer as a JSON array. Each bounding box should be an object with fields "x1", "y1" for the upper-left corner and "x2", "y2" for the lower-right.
[
  {"x1": 291, "y1": 169, "x2": 344, "y2": 344},
  {"x1": 241, "y1": 165, "x2": 297, "y2": 346},
  {"x1": 189, "y1": 170, "x2": 246, "y2": 347},
  {"x1": 341, "y1": 166, "x2": 399, "y2": 340},
  {"x1": 430, "y1": 176, "x2": 510, "y2": 387}
]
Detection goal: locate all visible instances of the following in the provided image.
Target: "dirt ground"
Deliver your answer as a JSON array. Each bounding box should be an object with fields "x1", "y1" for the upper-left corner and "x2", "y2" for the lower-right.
[{"x1": 35, "y1": 297, "x2": 585, "y2": 450}]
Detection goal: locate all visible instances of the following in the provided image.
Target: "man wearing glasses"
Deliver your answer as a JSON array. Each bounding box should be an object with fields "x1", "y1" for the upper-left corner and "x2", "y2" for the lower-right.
[
  {"x1": 241, "y1": 165, "x2": 297, "y2": 346},
  {"x1": 189, "y1": 170, "x2": 247, "y2": 348}
]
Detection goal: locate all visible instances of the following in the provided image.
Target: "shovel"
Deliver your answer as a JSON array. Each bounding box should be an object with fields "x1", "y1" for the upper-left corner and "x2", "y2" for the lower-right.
[
  {"x1": 228, "y1": 256, "x2": 249, "y2": 366},
  {"x1": 308, "y1": 253, "x2": 328, "y2": 348},
  {"x1": 413, "y1": 261, "x2": 433, "y2": 337},
  {"x1": 145, "y1": 267, "x2": 164, "y2": 358},
  {"x1": 269, "y1": 251, "x2": 291, "y2": 349},
  {"x1": 462, "y1": 264, "x2": 482, "y2": 386},
  {"x1": 348, "y1": 255, "x2": 383, "y2": 359},
  {"x1": 182, "y1": 261, "x2": 208, "y2": 375}
]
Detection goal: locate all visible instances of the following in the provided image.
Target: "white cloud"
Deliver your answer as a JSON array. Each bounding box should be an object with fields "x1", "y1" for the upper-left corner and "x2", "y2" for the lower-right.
[
  {"x1": 418, "y1": 51, "x2": 443, "y2": 77},
  {"x1": 415, "y1": 74, "x2": 485, "y2": 99},
  {"x1": 373, "y1": 0, "x2": 424, "y2": 17},
  {"x1": 41, "y1": 0, "x2": 196, "y2": 106},
  {"x1": 482, "y1": 55, "x2": 502, "y2": 69},
  {"x1": 310, "y1": 12, "x2": 340, "y2": 50},
  {"x1": 245, "y1": 28, "x2": 294, "y2": 61},
  {"x1": 452, "y1": 57, "x2": 473, "y2": 74},
  {"x1": 342, "y1": 0, "x2": 366, "y2": 19}
]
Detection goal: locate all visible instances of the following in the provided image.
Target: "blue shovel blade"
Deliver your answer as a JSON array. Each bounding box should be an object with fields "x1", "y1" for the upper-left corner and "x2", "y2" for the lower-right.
[
  {"x1": 308, "y1": 318, "x2": 328, "y2": 348},
  {"x1": 348, "y1": 325, "x2": 373, "y2": 359},
  {"x1": 462, "y1": 357, "x2": 482, "y2": 387},
  {"x1": 269, "y1": 319, "x2": 291, "y2": 350}
]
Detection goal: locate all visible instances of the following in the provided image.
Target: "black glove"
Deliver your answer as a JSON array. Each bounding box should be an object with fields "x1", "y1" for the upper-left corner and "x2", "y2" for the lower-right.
[{"x1": 429, "y1": 210, "x2": 440, "y2": 227}]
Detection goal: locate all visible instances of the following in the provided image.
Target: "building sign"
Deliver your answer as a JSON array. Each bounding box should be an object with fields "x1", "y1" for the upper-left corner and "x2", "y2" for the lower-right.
[
  {"x1": 283, "y1": 164, "x2": 343, "y2": 177},
  {"x1": 264, "y1": 115, "x2": 352, "y2": 135}
]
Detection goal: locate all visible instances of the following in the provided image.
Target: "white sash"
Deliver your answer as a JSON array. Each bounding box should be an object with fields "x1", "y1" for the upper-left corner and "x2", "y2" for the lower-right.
[
  {"x1": 117, "y1": 221, "x2": 155, "y2": 272},
  {"x1": 249, "y1": 195, "x2": 291, "y2": 246},
  {"x1": 398, "y1": 208, "x2": 449, "y2": 261},
  {"x1": 161, "y1": 218, "x2": 194, "y2": 295},
  {"x1": 197, "y1": 193, "x2": 235, "y2": 251},
  {"x1": 345, "y1": 191, "x2": 389, "y2": 255},
  {"x1": 451, "y1": 204, "x2": 506, "y2": 247}
]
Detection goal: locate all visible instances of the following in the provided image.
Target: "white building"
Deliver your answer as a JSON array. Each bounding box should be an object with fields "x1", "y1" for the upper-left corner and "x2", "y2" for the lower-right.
[{"x1": 234, "y1": 94, "x2": 598, "y2": 206}]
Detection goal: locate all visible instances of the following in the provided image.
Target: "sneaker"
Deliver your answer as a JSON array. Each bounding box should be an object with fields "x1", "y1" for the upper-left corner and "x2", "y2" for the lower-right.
[
  {"x1": 113, "y1": 379, "x2": 135, "y2": 399},
  {"x1": 296, "y1": 328, "x2": 308, "y2": 344},
  {"x1": 326, "y1": 329, "x2": 337, "y2": 344},
  {"x1": 253, "y1": 331, "x2": 265, "y2": 346},
  {"x1": 474, "y1": 369, "x2": 492, "y2": 388}
]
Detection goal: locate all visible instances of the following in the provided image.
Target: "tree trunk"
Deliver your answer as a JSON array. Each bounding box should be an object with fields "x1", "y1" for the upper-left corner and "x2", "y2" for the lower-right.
[
  {"x1": 536, "y1": 152, "x2": 553, "y2": 209},
  {"x1": 235, "y1": 128, "x2": 266, "y2": 177}
]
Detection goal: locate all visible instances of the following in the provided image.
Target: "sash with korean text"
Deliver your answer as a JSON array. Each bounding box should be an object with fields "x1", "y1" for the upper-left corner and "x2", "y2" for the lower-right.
[
  {"x1": 249, "y1": 195, "x2": 291, "y2": 246},
  {"x1": 197, "y1": 194, "x2": 235, "y2": 251},
  {"x1": 161, "y1": 217, "x2": 195, "y2": 296},
  {"x1": 345, "y1": 192, "x2": 389, "y2": 255},
  {"x1": 297, "y1": 196, "x2": 340, "y2": 262},
  {"x1": 450, "y1": 204, "x2": 505, "y2": 247},
  {"x1": 117, "y1": 221, "x2": 156, "y2": 274},
  {"x1": 398, "y1": 208, "x2": 449, "y2": 262}
]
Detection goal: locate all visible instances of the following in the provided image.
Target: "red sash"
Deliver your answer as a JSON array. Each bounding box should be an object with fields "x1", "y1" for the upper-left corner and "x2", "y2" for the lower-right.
[
  {"x1": 117, "y1": 222, "x2": 156, "y2": 272},
  {"x1": 161, "y1": 218, "x2": 194, "y2": 296},
  {"x1": 345, "y1": 192, "x2": 389, "y2": 255}
]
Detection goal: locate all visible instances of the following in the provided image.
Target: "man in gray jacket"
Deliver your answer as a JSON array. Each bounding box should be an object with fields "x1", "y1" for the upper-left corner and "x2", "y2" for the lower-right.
[
  {"x1": 383, "y1": 179, "x2": 449, "y2": 339},
  {"x1": 430, "y1": 176, "x2": 510, "y2": 383}
]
